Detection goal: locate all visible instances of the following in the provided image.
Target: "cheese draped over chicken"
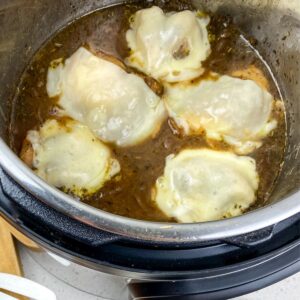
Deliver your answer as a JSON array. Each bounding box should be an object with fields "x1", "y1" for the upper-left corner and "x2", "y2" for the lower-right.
[
  {"x1": 164, "y1": 75, "x2": 277, "y2": 154},
  {"x1": 26, "y1": 119, "x2": 120, "y2": 196},
  {"x1": 47, "y1": 47, "x2": 166, "y2": 147},
  {"x1": 153, "y1": 149, "x2": 259, "y2": 223},
  {"x1": 126, "y1": 6, "x2": 211, "y2": 82}
]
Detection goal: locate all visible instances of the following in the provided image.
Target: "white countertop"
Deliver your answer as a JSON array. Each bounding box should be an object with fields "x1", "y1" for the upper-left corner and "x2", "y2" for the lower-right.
[{"x1": 18, "y1": 243, "x2": 300, "y2": 300}]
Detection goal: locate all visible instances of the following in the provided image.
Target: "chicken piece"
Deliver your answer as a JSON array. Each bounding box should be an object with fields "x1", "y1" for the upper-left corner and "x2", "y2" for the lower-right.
[
  {"x1": 125, "y1": 6, "x2": 211, "y2": 82},
  {"x1": 21, "y1": 119, "x2": 121, "y2": 196},
  {"x1": 164, "y1": 74, "x2": 276, "y2": 155},
  {"x1": 47, "y1": 47, "x2": 166, "y2": 147}
]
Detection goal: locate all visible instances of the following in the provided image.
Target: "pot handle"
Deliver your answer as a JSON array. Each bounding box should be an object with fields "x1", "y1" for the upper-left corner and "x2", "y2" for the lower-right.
[{"x1": 222, "y1": 225, "x2": 275, "y2": 248}]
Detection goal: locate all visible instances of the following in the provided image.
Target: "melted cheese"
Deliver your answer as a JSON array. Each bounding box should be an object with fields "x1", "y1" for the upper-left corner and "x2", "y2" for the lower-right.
[
  {"x1": 27, "y1": 119, "x2": 120, "y2": 196},
  {"x1": 153, "y1": 149, "x2": 259, "y2": 223},
  {"x1": 126, "y1": 6, "x2": 211, "y2": 82},
  {"x1": 47, "y1": 47, "x2": 166, "y2": 147},
  {"x1": 164, "y1": 75, "x2": 277, "y2": 154}
]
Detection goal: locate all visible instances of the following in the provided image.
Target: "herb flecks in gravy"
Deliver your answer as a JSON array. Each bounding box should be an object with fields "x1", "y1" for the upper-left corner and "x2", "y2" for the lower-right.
[{"x1": 10, "y1": 3, "x2": 286, "y2": 222}]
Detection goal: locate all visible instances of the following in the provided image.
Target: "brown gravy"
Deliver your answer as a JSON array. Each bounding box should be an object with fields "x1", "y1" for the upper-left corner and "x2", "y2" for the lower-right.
[{"x1": 9, "y1": 2, "x2": 286, "y2": 222}]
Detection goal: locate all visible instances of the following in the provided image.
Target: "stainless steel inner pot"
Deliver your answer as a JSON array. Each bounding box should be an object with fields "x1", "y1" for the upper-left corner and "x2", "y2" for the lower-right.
[{"x1": 0, "y1": 0, "x2": 299, "y2": 243}]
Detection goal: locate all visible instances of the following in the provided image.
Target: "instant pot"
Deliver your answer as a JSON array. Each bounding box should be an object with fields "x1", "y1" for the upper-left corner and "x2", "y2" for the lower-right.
[{"x1": 0, "y1": 0, "x2": 300, "y2": 299}]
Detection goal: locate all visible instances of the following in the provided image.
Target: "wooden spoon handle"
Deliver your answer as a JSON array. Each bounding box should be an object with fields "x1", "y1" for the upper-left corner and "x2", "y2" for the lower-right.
[
  {"x1": 0, "y1": 217, "x2": 22, "y2": 276},
  {"x1": 0, "y1": 217, "x2": 28, "y2": 300},
  {"x1": 4, "y1": 220, "x2": 39, "y2": 250}
]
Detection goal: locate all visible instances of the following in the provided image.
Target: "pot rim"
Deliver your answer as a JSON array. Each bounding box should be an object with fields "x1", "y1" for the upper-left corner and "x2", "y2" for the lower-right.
[{"x1": 0, "y1": 139, "x2": 299, "y2": 243}]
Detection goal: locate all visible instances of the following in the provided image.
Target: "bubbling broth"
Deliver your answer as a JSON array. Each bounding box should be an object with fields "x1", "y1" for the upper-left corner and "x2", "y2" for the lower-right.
[{"x1": 10, "y1": 2, "x2": 286, "y2": 222}]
